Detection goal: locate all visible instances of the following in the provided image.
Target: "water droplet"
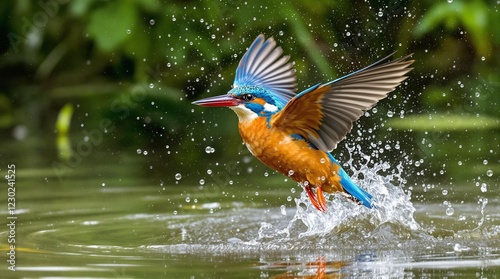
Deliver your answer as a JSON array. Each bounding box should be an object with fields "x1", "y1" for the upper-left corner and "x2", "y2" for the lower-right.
[
  {"x1": 290, "y1": 188, "x2": 296, "y2": 194},
  {"x1": 387, "y1": 111, "x2": 394, "y2": 117},
  {"x1": 458, "y1": 161, "x2": 463, "y2": 166},
  {"x1": 287, "y1": 196, "x2": 293, "y2": 201},
  {"x1": 136, "y1": 149, "x2": 142, "y2": 154},
  {"x1": 446, "y1": 207, "x2": 454, "y2": 216},
  {"x1": 255, "y1": 192, "x2": 259, "y2": 196},
  {"x1": 346, "y1": 31, "x2": 351, "y2": 36},
  {"x1": 481, "y1": 183, "x2": 487, "y2": 192},
  {"x1": 280, "y1": 205, "x2": 287, "y2": 215},
  {"x1": 414, "y1": 161, "x2": 421, "y2": 167},
  {"x1": 101, "y1": 183, "x2": 106, "y2": 187},
  {"x1": 483, "y1": 160, "x2": 488, "y2": 165},
  {"x1": 442, "y1": 189, "x2": 448, "y2": 195},
  {"x1": 481, "y1": 56, "x2": 485, "y2": 61},
  {"x1": 185, "y1": 197, "x2": 190, "y2": 203},
  {"x1": 149, "y1": 19, "x2": 155, "y2": 25},
  {"x1": 278, "y1": 30, "x2": 284, "y2": 36},
  {"x1": 173, "y1": 210, "x2": 178, "y2": 215},
  {"x1": 377, "y1": 11, "x2": 383, "y2": 17},
  {"x1": 264, "y1": 172, "x2": 269, "y2": 177},
  {"x1": 207, "y1": 169, "x2": 212, "y2": 175},
  {"x1": 149, "y1": 83, "x2": 154, "y2": 89},
  {"x1": 205, "y1": 146, "x2": 215, "y2": 153},
  {"x1": 175, "y1": 173, "x2": 182, "y2": 180},
  {"x1": 447, "y1": 0, "x2": 453, "y2": 3},
  {"x1": 199, "y1": 179, "x2": 205, "y2": 185},
  {"x1": 288, "y1": 170, "x2": 294, "y2": 176},
  {"x1": 126, "y1": 29, "x2": 131, "y2": 34},
  {"x1": 143, "y1": 150, "x2": 148, "y2": 155},
  {"x1": 211, "y1": 34, "x2": 216, "y2": 39},
  {"x1": 320, "y1": 158, "x2": 326, "y2": 164},
  {"x1": 486, "y1": 170, "x2": 493, "y2": 177}
]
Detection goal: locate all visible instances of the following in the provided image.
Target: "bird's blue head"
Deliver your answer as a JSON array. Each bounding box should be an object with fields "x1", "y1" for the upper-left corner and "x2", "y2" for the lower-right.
[
  {"x1": 227, "y1": 85, "x2": 282, "y2": 120},
  {"x1": 192, "y1": 34, "x2": 298, "y2": 122}
]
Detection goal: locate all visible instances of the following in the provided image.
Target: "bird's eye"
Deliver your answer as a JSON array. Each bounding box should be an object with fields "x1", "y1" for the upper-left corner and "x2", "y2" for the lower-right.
[{"x1": 242, "y1": 94, "x2": 254, "y2": 101}]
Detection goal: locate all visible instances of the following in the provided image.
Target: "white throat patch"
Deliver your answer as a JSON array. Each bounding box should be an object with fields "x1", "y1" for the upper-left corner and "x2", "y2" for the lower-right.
[
  {"x1": 263, "y1": 103, "x2": 278, "y2": 112},
  {"x1": 230, "y1": 105, "x2": 258, "y2": 122}
]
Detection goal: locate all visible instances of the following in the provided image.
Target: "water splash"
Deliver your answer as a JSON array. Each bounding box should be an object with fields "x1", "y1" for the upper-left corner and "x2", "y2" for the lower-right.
[{"x1": 256, "y1": 144, "x2": 421, "y2": 244}]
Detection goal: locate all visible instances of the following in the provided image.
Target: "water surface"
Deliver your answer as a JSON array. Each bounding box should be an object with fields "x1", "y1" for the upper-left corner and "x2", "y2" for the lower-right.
[{"x1": 2, "y1": 142, "x2": 499, "y2": 278}]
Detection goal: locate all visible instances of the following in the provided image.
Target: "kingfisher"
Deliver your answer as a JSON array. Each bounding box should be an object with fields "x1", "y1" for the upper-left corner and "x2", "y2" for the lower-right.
[{"x1": 193, "y1": 34, "x2": 413, "y2": 212}]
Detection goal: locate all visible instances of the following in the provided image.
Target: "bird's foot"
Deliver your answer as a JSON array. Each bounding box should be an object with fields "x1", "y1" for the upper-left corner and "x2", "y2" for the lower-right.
[{"x1": 305, "y1": 186, "x2": 327, "y2": 212}]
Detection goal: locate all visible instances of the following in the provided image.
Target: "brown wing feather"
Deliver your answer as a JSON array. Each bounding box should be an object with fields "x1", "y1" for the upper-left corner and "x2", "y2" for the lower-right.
[
  {"x1": 271, "y1": 54, "x2": 414, "y2": 152},
  {"x1": 270, "y1": 85, "x2": 329, "y2": 139}
]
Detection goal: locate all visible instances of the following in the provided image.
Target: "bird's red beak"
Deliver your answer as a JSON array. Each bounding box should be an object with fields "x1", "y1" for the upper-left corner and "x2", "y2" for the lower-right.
[{"x1": 192, "y1": 94, "x2": 240, "y2": 107}]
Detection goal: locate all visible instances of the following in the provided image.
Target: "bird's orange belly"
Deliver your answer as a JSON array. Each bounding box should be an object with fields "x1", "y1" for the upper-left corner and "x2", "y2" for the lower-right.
[{"x1": 238, "y1": 119, "x2": 342, "y2": 193}]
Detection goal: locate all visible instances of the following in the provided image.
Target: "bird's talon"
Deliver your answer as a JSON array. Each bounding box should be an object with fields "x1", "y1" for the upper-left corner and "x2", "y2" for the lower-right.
[
  {"x1": 316, "y1": 187, "x2": 327, "y2": 212},
  {"x1": 305, "y1": 186, "x2": 327, "y2": 212}
]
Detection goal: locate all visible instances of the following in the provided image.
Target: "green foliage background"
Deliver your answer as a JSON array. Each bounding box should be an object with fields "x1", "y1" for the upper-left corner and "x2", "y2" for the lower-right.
[{"x1": 0, "y1": 0, "x2": 498, "y2": 184}]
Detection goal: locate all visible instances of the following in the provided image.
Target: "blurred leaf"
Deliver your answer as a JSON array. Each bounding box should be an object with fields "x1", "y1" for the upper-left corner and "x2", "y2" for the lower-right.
[
  {"x1": 415, "y1": 0, "x2": 491, "y2": 56},
  {"x1": 69, "y1": 0, "x2": 98, "y2": 16},
  {"x1": 55, "y1": 103, "x2": 74, "y2": 161},
  {"x1": 87, "y1": 1, "x2": 138, "y2": 52},
  {"x1": 284, "y1": 2, "x2": 336, "y2": 78},
  {"x1": 414, "y1": 2, "x2": 462, "y2": 37},
  {"x1": 56, "y1": 103, "x2": 74, "y2": 135},
  {"x1": 460, "y1": 1, "x2": 489, "y2": 55}
]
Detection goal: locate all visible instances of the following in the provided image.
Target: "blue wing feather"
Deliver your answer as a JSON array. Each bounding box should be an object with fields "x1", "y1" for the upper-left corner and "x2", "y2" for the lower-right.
[{"x1": 233, "y1": 34, "x2": 297, "y2": 107}]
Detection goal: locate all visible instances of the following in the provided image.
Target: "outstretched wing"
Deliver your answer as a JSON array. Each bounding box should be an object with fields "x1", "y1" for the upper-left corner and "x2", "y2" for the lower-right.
[
  {"x1": 233, "y1": 34, "x2": 297, "y2": 107},
  {"x1": 271, "y1": 53, "x2": 414, "y2": 152}
]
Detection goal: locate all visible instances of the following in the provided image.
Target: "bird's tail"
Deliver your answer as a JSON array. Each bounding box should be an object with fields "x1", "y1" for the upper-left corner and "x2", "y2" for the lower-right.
[
  {"x1": 338, "y1": 168, "x2": 374, "y2": 208},
  {"x1": 328, "y1": 154, "x2": 374, "y2": 208}
]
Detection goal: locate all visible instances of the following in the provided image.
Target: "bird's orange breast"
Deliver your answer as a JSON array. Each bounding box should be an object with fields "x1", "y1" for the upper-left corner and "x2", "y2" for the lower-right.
[{"x1": 238, "y1": 117, "x2": 342, "y2": 193}]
